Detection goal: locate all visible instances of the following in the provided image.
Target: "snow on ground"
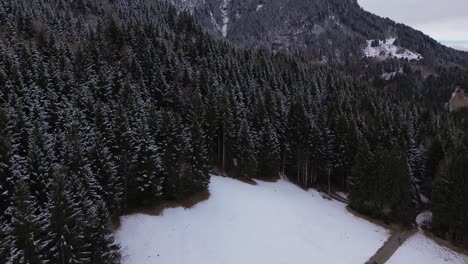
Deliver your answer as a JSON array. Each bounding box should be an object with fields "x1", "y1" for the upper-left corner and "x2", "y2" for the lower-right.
[
  {"x1": 364, "y1": 38, "x2": 422, "y2": 61},
  {"x1": 116, "y1": 176, "x2": 389, "y2": 264},
  {"x1": 387, "y1": 232, "x2": 468, "y2": 264}
]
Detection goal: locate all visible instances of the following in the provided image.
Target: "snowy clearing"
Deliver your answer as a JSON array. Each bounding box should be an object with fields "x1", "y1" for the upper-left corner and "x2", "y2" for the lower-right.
[
  {"x1": 364, "y1": 38, "x2": 422, "y2": 61},
  {"x1": 387, "y1": 232, "x2": 468, "y2": 264},
  {"x1": 116, "y1": 176, "x2": 389, "y2": 264}
]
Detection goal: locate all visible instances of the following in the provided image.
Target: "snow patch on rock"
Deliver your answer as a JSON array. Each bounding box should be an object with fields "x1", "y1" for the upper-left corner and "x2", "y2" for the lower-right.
[
  {"x1": 416, "y1": 210, "x2": 432, "y2": 228},
  {"x1": 381, "y1": 71, "x2": 398, "y2": 80},
  {"x1": 364, "y1": 38, "x2": 422, "y2": 61},
  {"x1": 220, "y1": 0, "x2": 230, "y2": 37},
  {"x1": 209, "y1": 11, "x2": 222, "y2": 34},
  {"x1": 381, "y1": 69, "x2": 403, "y2": 80}
]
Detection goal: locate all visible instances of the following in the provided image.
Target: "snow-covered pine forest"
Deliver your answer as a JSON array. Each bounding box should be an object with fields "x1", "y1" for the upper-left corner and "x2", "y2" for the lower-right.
[{"x1": 0, "y1": 0, "x2": 467, "y2": 262}]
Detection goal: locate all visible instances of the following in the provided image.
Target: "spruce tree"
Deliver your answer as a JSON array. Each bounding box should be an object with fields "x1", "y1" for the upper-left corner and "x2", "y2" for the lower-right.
[
  {"x1": 44, "y1": 174, "x2": 89, "y2": 263},
  {"x1": 234, "y1": 118, "x2": 257, "y2": 178},
  {"x1": 27, "y1": 121, "x2": 52, "y2": 208},
  {"x1": 129, "y1": 121, "x2": 163, "y2": 205},
  {"x1": 257, "y1": 119, "x2": 280, "y2": 178},
  {"x1": 0, "y1": 108, "x2": 12, "y2": 215},
  {"x1": 88, "y1": 201, "x2": 121, "y2": 264},
  {"x1": 8, "y1": 180, "x2": 45, "y2": 264},
  {"x1": 90, "y1": 124, "x2": 122, "y2": 216},
  {"x1": 349, "y1": 134, "x2": 375, "y2": 212},
  {"x1": 187, "y1": 86, "x2": 210, "y2": 191}
]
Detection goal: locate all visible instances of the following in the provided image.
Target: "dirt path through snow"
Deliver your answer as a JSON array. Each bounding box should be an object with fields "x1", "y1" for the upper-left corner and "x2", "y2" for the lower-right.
[{"x1": 365, "y1": 229, "x2": 415, "y2": 264}]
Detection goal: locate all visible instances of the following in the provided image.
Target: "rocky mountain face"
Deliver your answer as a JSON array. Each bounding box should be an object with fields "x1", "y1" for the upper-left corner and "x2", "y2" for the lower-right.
[{"x1": 171, "y1": 0, "x2": 468, "y2": 69}]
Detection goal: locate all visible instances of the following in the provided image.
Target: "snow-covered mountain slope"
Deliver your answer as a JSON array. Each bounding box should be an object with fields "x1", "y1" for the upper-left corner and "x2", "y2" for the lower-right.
[
  {"x1": 170, "y1": 0, "x2": 468, "y2": 67},
  {"x1": 116, "y1": 176, "x2": 390, "y2": 264},
  {"x1": 364, "y1": 38, "x2": 422, "y2": 61},
  {"x1": 387, "y1": 232, "x2": 468, "y2": 264}
]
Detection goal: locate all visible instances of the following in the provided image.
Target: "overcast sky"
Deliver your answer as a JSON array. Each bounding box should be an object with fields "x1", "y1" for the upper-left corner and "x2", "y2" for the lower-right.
[{"x1": 358, "y1": 0, "x2": 468, "y2": 51}]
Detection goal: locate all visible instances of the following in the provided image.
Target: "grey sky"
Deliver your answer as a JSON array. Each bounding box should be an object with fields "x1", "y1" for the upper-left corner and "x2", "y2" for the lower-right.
[{"x1": 358, "y1": 0, "x2": 468, "y2": 50}]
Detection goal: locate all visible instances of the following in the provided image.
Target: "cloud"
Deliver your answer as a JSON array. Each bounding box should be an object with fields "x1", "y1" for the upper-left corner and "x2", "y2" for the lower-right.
[
  {"x1": 416, "y1": 17, "x2": 468, "y2": 41},
  {"x1": 357, "y1": 0, "x2": 468, "y2": 41}
]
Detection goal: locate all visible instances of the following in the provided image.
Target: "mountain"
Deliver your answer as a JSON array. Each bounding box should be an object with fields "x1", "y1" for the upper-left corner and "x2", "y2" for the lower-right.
[{"x1": 171, "y1": 0, "x2": 468, "y2": 68}]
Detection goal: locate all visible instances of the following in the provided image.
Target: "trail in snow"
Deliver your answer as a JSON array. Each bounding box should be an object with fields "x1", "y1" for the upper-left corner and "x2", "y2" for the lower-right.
[{"x1": 365, "y1": 229, "x2": 414, "y2": 264}]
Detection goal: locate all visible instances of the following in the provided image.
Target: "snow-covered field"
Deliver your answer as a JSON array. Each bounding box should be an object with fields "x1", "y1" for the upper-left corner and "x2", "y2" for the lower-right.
[
  {"x1": 364, "y1": 38, "x2": 422, "y2": 61},
  {"x1": 387, "y1": 232, "x2": 468, "y2": 264},
  {"x1": 116, "y1": 176, "x2": 390, "y2": 264}
]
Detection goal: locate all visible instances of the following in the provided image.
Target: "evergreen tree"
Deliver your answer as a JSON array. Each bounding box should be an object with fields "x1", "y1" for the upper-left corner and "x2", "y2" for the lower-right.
[
  {"x1": 88, "y1": 201, "x2": 121, "y2": 264},
  {"x1": 380, "y1": 145, "x2": 415, "y2": 224},
  {"x1": 349, "y1": 134, "x2": 375, "y2": 212},
  {"x1": 0, "y1": 108, "x2": 12, "y2": 214},
  {"x1": 8, "y1": 180, "x2": 45, "y2": 264},
  {"x1": 129, "y1": 121, "x2": 163, "y2": 205},
  {"x1": 234, "y1": 118, "x2": 257, "y2": 178},
  {"x1": 433, "y1": 146, "x2": 468, "y2": 246},
  {"x1": 44, "y1": 174, "x2": 89, "y2": 263},
  {"x1": 257, "y1": 119, "x2": 280, "y2": 178},
  {"x1": 90, "y1": 113, "x2": 122, "y2": 216},
  {"x1": 27, "y1": 121, "x2": 52, "y2": 208},
  {"x1": 187, "y1": 88, "x2": 210, "y2": 191},
  {"x1": 112, "y1": 104, "x2": 138, "y2": 210}
]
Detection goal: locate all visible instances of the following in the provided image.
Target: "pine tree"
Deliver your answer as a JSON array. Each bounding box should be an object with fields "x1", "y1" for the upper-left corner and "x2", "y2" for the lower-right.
[
  {"x1": 349, "y1": 134, "x2": 376, "y2": 213},
  {"x1": 257, "y1": 119, "x2": 280, "y2": 178},
  {"x1": 27, "y1": 121, "x2": 52, "y2": 208},
  {"x1": 129, "y1": 121, "x2": 163, "y2": 205},
  {"x1": 234, "y1": 118, "x2": 257, "y2": 178},
  {"x1": 0, "y1": 218, "x2": 13, "y2": 263},
  {"x1": 379, "y1": 145, "x2": 415, "y2": 224},
  {"x1": 159, "y1": 111, "x2": 191, "y2": 200},
  {"x1": 8, "y1": 102, "x2": 30, "y2": 185},
  {"x1": 44, "y1": 174, "x2": 89, "y2": 263},
  {"x1": 187, "y1": 86, "x2": 210, "y2": 192},
  {"x1": 0, "y1": 108, "x2": 12, "y2": 215},
  {"x1": 90, "y1": 117, "x2": 122, "y2": 216},
  {"x1": 88, "y1": 201, "x2": 121, "y2": 264},
  {"x1": 433, "y1": 146, "x2": 468, "y2": 246},
  {"x1": 8, "y1": 180, "x2": 45, "y2": 264},
  {"x1": 286, "y1": 95, "x2": 310, "y2": 185},
  {"x1": 112, "y1": 106, "x2": 133, "y2": 210}
]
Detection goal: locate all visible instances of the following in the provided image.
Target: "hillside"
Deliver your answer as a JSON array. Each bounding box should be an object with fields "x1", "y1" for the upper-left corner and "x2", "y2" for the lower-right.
[{"x1": 171, "y1": 0, "x2": 468, "y2": 68}]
